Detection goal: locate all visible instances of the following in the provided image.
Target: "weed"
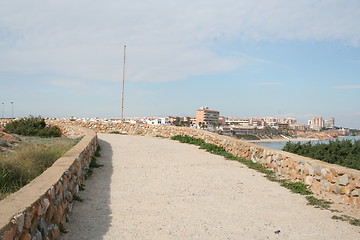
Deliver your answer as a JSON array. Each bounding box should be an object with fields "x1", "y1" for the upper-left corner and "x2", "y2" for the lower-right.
[
  {"x1": 79, "y1": 184, "x2": 85, "y2": 191},
  {"x1": 59, "y1": 223, "x2": 68, "y2": 234},
  {"x1": 155, "y1": 135, "x2": 166, "y2": 138},
  {"x1": 90, "y1": 157, "x2": 103, "y2": 168},
  {"x1": 108, "y1": 131, "x2": 127, "y2": 135},
  {"x1": 306, "y1": 196, "x2": 332, "y2": 209},
  {"x1": 73, "y1": 195, "x2": 83, "y2": 202},
  {"x1": 94, "y1": 145, "x2": 101, "y2": 157},
  {"x1": 85, "y1": 169, "x2": 93, "y2": 180},
  {"x1": 332, "y1": 215, "x2": 360, "y2": 226},
  {"x1": 280, "y1": 182, "x2": 312, "y2": 195}
]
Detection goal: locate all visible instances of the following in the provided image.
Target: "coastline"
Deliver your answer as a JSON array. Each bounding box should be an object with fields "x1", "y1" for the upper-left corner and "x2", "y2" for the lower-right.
[{"x1": 246, "y1": 137, "x2": 326, "y2": 143}]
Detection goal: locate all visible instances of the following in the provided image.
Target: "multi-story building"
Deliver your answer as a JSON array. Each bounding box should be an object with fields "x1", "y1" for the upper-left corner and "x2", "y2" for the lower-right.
[
  {"x1": 195, "y1": 107, "x2": 220, "y2": 126},
  {"x1": 309, "y1": 117, "x2": 324, "y2": 131},
  {"x1": 225, "y1": 117, "x2": 250, "y2": 126},
  {"x1": 325, "y1": 117, "x2": 335, "y2": 129}
]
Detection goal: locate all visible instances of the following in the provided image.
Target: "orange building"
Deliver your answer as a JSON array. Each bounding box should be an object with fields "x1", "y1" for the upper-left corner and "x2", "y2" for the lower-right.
[{"x1": 195, "y1": 107, "x2": 220, "y2": 126}]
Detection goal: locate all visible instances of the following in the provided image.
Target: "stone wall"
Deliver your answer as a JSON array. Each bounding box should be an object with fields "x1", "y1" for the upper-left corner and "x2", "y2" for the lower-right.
[
  {"x1": 0, "y1": 125, "x2": 98, "y2": 240},
  {"x1": 53, "y1": 120, "x2": 360, "y2": 208}
]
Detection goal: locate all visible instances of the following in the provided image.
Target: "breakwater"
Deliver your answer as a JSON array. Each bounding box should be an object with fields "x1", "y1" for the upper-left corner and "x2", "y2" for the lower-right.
[{"x1": 50, "y1": 120, "x2": 360, "y2": 208}]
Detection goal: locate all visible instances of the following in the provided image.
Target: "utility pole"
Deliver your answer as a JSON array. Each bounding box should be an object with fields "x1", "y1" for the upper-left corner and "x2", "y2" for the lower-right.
[{"x1": 121, "y1": 45, "x2": 126, "y2": 122}]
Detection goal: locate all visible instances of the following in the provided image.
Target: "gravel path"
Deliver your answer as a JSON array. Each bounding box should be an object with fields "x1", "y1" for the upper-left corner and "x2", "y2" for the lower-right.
[{"x1": 60, "y1": 134, "x2": 359, "y2": 239}]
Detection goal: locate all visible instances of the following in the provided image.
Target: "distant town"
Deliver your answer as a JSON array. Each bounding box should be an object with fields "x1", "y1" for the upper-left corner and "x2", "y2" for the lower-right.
[{"x1": 48, "y1": 107, "x2": 358, "y2": 141}]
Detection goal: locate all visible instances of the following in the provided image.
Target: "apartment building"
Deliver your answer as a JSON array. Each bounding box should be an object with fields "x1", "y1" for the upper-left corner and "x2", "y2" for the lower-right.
[{"x1": 195, "y1": 107, "x2": 220, "y2": 125}]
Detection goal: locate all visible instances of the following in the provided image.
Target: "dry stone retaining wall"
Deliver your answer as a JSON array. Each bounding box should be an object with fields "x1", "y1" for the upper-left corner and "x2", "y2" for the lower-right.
[
  {"x1": 0, "y1": 125, "x2": 98, "y2": 240},
  {"x1": 54, "y1": 120, "x2": 360, "y2": 208}
]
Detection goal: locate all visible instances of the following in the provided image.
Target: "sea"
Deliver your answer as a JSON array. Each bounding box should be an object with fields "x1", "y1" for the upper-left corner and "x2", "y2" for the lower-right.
[{"x1": 254, "y1": 136, "x2": 360, "y2": 150}]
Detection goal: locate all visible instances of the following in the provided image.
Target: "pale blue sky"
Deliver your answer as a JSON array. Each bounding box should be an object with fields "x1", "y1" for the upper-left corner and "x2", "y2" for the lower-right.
[{"x1": 1, "y1": 0, "x2": 360, "y2": 128}]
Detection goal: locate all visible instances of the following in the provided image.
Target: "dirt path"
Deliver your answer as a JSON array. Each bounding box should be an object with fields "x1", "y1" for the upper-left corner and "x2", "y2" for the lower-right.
[{"x1": 60, "y1": 134, "x2": 359, "y2": 240}]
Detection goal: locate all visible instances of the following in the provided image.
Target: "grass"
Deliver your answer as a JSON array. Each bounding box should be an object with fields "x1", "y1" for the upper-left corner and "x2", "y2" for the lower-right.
[
  {"x1": 332, "y1": 215, "x2": 360, "y2": 226},
  {"x1": 306, "y1": 196, "x2": 333, "y2": 210},
  {"x1": 0, "y1": 136, "x2": 81, "y2": 200},
  {"x1": 59, "y1": 223, "x2": 68, "y2": 234},
  {"x1": 108, "y1": 131, "x2": 127, "y2": 135},
  {"x1": 73, "y1": 195, "x2": 84, "y2": 202},
  {"x1": 281, "y1": 181, "x2": 312, "y2": 195},
  {"x1": 79, "y1": 184, "x2": 85, "y2": 191},
  {"x1": 155, "y1": 135, "x2": 166, "y2": 138},
  {"x1": 85, "y1": 145, "x2": 102, "y2": 179}
]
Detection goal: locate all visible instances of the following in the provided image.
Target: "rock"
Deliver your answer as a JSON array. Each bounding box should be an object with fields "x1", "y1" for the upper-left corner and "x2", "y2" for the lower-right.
[
  {"x1": 320, "y1": 180, "x2": 330, "y2": 191},
  {"x1": 42, "y1": 199, "x2": 50, "y2": 213},
  {"x1": 311, "y1": 180, "x2": 322, "y2": 193},
  {"x1": 314, "y1": 165, "x2": 321, "y2": 176},
  {"x1": 274, "y1": 154, "x2": 282, "y2": 161},
  {"x1": 33, "y1": 229, "x2": 42, "y2": 240},
  {"x1": 13, "y1": 213, "x2": 25, "y2": 233},
  {"x1": 24, "y1": 211, "x2": 32, "y2": 230},
  {"x1": 327, "y1": 173, "x2": 336, "y2": 183},
  {"x1": 38, "y1": 217, "x2": 48, "y2": 237},
  {"x1": 329, "y1": 168, "x2": 337, "y2": 176},
  {"x1": 321, "y1": 168, "x2": 329, "y2": 177},
  {"x1": 350, "y1": 189, "x2": 359, "y2": 197},
  {"x1": 50, "y1": 225, "x2": 60, "y2": 239},
  {"x1": 305, "y1": 176, "x2": 313, "y2": 185},
  {"x1": 20, "y1": 232, "x2": 31, "y2": 240},
  {"x1": 329, "y1": 184, "x2": 336, "y2": 193},
  {"x1": 337, "y1": 174, "x2": 349, "y2": 186}
]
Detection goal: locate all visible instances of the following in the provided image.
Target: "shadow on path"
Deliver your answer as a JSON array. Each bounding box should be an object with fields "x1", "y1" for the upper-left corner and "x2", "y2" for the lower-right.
[{"x1": 60, "y1": 138, "x2": 113, "y2": 240}]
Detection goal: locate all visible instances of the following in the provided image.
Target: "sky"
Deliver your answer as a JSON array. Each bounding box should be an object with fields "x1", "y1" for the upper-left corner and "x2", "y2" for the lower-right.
[{"x1": 1, "y1": 0, "x2": 360, "y2": 128}]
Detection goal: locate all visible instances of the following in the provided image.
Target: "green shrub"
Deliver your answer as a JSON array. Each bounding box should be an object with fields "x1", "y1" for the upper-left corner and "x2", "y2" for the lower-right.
[
  {"x1": 283, "y1": 139, "x2": 360, "y2": 170},
  {"x1": 5, "y1": 116, "x2": 61, "y2": 137}
]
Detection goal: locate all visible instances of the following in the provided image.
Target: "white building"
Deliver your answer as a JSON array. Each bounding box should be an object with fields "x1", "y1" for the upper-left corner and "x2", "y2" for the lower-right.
[{"x1": 146, "y1": 118, "x2": 169, "y2": 125}]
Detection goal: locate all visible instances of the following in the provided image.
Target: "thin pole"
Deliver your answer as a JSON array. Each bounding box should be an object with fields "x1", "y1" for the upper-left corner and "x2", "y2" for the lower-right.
[
  {"x1": 1, "y1": 103, "x2": 4, "y2": 119},
  {"x1": 121, "y1": 45, "x2": 126, "y2": 122},
  {"x1": 11, "y1": 102, "x2": 13, "y2": 118}
]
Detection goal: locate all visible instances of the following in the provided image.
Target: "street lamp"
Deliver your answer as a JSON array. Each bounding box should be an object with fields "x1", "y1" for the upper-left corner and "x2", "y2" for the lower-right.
[
  {"x1": 10, "y1": 102, "x2": 13, "y2": 119},
  {"x1": 1, "y1": 102, "x2": 4, "y2": 119}
]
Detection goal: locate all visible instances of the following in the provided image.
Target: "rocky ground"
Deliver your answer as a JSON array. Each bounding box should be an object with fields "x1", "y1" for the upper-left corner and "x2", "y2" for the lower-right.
[{"x1": 0, "y1": 126, "x2": 19, "y2": 152}]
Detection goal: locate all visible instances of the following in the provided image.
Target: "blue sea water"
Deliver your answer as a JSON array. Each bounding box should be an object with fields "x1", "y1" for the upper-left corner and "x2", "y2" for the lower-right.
[{"x1": 254, "y1": 136, "x2": 360, "y2": 150}]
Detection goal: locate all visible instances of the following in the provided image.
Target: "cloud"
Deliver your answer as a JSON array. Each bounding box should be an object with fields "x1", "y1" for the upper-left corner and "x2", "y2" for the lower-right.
[
  {"x1": 334, "y1": 85, "x2": 360, "y2": 89},
  {"x1": 256, "y1": 82, "x2": 282, "y2": 86},
  {"x1": 1, "y1": 0, "x2": 360, "y2": 87}
]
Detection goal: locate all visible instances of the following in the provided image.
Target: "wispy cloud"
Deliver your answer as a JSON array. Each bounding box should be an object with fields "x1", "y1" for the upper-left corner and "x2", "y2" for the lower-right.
[
  {"x1": 1, "y1": 0, "x2": 360, "y2": 87},
  {"x1": 334, "y1": 85, "x2": 360, "y2": 89},
  {"x1": 256, "y1": 82, "x2": 282, "y2": 86}
]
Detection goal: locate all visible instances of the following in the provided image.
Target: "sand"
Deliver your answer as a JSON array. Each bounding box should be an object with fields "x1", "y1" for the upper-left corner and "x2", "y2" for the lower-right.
[{"x1": 60, "y1": 134, "x2": 359, "y2": 240}]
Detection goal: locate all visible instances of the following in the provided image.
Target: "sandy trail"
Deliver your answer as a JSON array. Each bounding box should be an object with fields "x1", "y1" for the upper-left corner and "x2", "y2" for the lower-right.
[{"x1": 61, "y1": 134, "x2": 359, "y2": 240}]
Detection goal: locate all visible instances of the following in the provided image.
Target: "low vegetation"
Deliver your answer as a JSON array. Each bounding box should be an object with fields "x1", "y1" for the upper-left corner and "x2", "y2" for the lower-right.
[
  {"x1": 283, "y1": 139, "x2": 360, "y2": 170},
  {"x1": 306, "y1": 196, "x2": 333, "y2": 210},
  {"x1": 108, "y1": 131, "x2": 127, "y2": 135},
  {"x1": 5, "y1": 116, "x2": 61, "y2": 137},
  {"x1": 0, "y1": 137, "x2": 80, "y2": 200},
  {"x1": 331, "y1": 215, "x2": 360, "y2": 226},
  {"x1": 0, "y1": 116, "x2": 83, "y2": 199},
  {"x1": 85, "y1": 145, "x2": 103, "y2": 179}
]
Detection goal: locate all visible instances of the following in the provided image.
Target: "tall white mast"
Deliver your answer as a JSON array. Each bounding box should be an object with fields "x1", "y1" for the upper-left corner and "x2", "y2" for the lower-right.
[{"x1": 121, "y1": 45, "x2": 126, "y2": 122}]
